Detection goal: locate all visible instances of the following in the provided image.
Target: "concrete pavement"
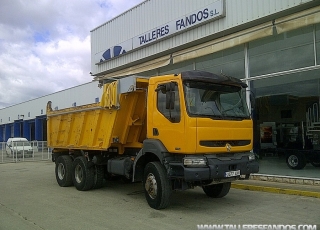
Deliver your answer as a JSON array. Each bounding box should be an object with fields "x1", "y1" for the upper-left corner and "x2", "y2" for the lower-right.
[{"x1": 0, "y1": 161, "x2": 320, "y2": 230}]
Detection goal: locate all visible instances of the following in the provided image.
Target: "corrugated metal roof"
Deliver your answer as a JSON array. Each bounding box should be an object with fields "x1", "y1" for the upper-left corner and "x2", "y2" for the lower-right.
[{"x1": 91, "y1": 0, "x2": 314, "y2": 76}]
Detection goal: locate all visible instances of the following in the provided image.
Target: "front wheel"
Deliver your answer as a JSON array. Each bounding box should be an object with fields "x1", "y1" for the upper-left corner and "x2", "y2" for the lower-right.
[
  {"x1": 286, "y1": 151, "x2": 306, "y2": 170},
  {"x1": 202, "y1": 182, "x2": 231, "y2": 198},
  {"x1": 143, "y1": 162, "x2": 171, "y2": 210}
]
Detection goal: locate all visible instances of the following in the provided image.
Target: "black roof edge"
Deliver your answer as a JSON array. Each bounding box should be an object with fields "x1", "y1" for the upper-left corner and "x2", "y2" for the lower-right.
[{"x1": 180, "y1": 70, "x2": 247, "y2": 88}]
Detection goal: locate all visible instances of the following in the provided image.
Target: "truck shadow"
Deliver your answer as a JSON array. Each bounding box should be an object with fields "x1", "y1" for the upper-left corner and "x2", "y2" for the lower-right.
[{"x1": 98, "y1": 178, "x2": 251, "y2": 211}]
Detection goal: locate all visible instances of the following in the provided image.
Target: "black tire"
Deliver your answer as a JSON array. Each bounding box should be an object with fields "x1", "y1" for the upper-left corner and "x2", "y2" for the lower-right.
[
  {"x1": 55, "y1": 155, "x2": 73, "y2": 187},
  {"x1": 91, "y1": 165, "x2": 104, "y2": 189},
  {"x1": 52, "y1": 154, "x2": 56, "y2": 162},
  {"x1": 202, "y1": 182, "x2": 231, "y2": 198},
  {"x1": 143, "y1": 162, "x2": 171, "y2": 210},
  {"x1": 286, "y1": 151, "x2": 306, "y2": 170},
  {"x1": 72, "y1": 156, "x2": 94, "y2": 191}
]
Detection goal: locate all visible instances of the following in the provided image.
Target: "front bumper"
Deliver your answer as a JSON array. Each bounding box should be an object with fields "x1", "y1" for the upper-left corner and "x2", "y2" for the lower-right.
[
  {"x1": 168, "y1": 155, "x2": 259, "y2": 182},
  {"x1": 15, "y1": 151, "x2": 33, "y2": 158}
]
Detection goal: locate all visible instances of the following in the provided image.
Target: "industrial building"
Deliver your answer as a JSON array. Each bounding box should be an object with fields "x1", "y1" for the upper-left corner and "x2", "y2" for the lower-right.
[
  {"x1": 1, "y1": 0, "x2": 320, "y2": 178},
  {"x1": 0, "y1": 82, "x2": 102, "y2": 142}
]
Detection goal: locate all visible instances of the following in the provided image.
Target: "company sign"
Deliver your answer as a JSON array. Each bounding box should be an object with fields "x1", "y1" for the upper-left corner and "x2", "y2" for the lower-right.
[{"x1": 96, "y1": 0, "x2": 225, "y2": 64}]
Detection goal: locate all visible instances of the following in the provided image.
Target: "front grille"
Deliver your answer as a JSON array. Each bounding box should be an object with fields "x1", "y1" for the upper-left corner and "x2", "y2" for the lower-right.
[{"x1": 199, "y1": 140, "x2": 251, "y2": 147}]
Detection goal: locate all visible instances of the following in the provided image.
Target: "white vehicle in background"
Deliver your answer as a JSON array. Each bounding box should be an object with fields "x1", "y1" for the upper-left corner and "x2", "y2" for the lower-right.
[{"x1": 6, "y1": 137, "x2": 33, "y2": 158}]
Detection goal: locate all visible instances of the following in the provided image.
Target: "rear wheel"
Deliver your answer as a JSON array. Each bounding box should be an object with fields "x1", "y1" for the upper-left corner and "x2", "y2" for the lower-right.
[
  {"x1": 55, "y1": 155, "x2": 73, "y2": 187},
  {"x1": 143, "y1": 162, "x2": 171, "y2": 210},
  {"x1": 286, "y1": 151, "x2": 306, "y2": 170},
  {"x1": 91, "y1": 165, "x2": 104, "y2": 189},
  {"x1": 72, "y1": 156, "x2": 94, "y2": 191},
  {"x1": 202, "y1": 182, "x2": 231, "y2": 198}
]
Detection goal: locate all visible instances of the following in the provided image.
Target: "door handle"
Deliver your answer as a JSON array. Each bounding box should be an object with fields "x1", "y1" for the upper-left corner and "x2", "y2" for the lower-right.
[{"x1": 153, "y1": 128, "x2": 159, "y2": 136}]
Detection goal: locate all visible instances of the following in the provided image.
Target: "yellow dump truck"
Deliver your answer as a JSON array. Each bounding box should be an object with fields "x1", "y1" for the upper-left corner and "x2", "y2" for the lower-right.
[{"x1": 47, "y1": 70, "x2": 259, "y2": 209}]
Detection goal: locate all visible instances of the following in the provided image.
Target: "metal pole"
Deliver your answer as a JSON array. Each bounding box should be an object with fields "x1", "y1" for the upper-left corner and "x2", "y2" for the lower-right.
[
  {"x1": 1, "y1": 143, "x2": 3, "y2": 163},
  {"x1": 22, "y1": 142, "x2": 25, "y2": 162},
  {"x1": 15, "y1": 142, "x2": 17, "y2": 163}
]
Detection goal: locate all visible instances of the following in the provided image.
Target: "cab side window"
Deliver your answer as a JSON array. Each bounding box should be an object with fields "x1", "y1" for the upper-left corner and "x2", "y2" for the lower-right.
[{"x1": 157, "y1": 83, "x2": 181, "y2": 123}]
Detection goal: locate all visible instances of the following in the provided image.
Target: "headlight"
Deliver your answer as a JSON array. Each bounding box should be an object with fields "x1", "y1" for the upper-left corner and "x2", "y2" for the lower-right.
[
  {"x1": 248, "y1": 150, "x2": 256, "y2": 161},
  {"x1": 248, "y1": 154, "x2": 255, "y2": 161},
  {"x1": 183, "y1": 157, "x2": 207, "y2": 167}
]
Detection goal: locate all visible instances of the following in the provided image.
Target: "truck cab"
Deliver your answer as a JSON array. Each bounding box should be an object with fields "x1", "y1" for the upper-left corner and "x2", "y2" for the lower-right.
[{"x1": 132, "y1": 71, "x2": 258, "y2": 208}]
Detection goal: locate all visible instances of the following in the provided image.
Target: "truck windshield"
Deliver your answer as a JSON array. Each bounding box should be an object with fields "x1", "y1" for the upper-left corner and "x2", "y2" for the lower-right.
[{"x1": 183, "y1": 80, "x2": 250, "y2": 119}]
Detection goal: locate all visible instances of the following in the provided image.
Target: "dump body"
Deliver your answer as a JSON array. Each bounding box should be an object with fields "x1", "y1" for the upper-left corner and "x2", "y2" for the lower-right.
[{"x1": 47, "y1": 77, "x2": 148, "y2": 154}]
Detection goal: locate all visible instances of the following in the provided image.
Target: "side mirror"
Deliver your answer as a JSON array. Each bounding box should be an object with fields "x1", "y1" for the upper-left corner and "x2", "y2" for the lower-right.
[
  {"x1": 166, "y1": 82, "x2": 175, "y2": 91},
  {"x1": 165, "y1": 82, "x2": 176, "y2": 110},
  {"x1": 166, "y1": 91, "x2": 175, "y2": 110},
  {"x1": 249, "y1": 92, "x2": 255, "y2": 110},
  {"x1": 155, "y1": 84, "x2": 166, "y2": 93}
]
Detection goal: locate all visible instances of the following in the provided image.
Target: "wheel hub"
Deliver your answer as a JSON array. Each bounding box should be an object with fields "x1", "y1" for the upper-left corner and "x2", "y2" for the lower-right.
[
  {"x1": 75, "y1": 164, "x2": 83, "y2": 184},
  {"x1": 57, "y1": 163, "x2": 65, "y2": 180},
  {"x1": 288, "y1": 155, "x2": 298, "y2": 167},
  {"x1": 145, "y1": 173, "x2": 157, "y2": 199}
]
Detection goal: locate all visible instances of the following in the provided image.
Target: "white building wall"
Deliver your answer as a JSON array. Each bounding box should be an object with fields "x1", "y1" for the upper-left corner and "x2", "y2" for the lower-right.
[
  {"x1": 91, "y1": 0, "x2": 314, "y2": 76},
  {"x1": 0, "y1": 0, "x2": 316, "y2": 124},
  {"x1": 0, "y1": 81, "x2": 102, "y2": 124}
]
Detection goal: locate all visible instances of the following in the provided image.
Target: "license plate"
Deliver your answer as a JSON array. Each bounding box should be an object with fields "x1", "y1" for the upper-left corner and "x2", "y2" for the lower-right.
[{"x1": 225, "y1": 170, "x2": 240, "y2": 177}]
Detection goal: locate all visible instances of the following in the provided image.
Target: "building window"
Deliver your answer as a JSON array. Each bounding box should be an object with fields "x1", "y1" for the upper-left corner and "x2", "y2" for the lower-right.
[
  {"x1": 72, "y1": 102, "x2": 76, "y2": 107},
  {"x1": 95, "y1": 97, "x2": 99, "y2": 103},
  {"x1": 41, "y1": 109, "x2": 43, "y2": 114},
  {"x1": 249, "y1": 25, "x2": 314, "y2": 77},
  {"x1": 159, "y1": 59, "x2": 194, "y2": 76},
  {"x1": 195, "y1": 45, "x2": 245, "y2": 79},
  {"x1": 28, "y1": 112, "x2": 30, "y2": 117},
  {"x1": 316, "y1": 24, "x2": 320, "y2": 65}
]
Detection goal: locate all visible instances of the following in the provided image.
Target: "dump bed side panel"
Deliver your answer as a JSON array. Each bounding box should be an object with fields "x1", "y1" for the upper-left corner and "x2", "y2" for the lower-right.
[
  {"x1": 47, "y1": 77, "x2": 149, "y2": 152},
  {"x1": 47, "y1": 103, "x2": 117, "y2": 151}
]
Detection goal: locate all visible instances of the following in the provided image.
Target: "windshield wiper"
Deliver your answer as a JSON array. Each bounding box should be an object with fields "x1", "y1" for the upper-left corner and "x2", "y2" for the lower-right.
[
  {"x1": 195, "y1": 114, "x2": 225, "y2": 120},
  {"x1": 223, "y1": 115, "x2": 250, "y2": 120}
]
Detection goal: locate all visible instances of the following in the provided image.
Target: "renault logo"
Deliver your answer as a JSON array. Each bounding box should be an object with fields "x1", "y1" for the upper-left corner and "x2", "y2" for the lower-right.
[{"x1": 226, "y1": 143, "x2": 232, "y2": 152}]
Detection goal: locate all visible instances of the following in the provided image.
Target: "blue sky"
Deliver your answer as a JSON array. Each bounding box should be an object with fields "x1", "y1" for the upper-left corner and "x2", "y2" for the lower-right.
[{"x1": 0, "y1": 0, "x2": 144, "y2": 109}]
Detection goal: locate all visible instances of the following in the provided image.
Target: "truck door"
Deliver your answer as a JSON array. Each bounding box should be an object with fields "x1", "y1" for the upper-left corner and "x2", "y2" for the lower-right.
[{"x1": 150, "y1": 81, "x2": 186, "y2": 153}]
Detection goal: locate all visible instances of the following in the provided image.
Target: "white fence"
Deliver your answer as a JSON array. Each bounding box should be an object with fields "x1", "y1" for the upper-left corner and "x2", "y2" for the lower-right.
[{"x1": 0, "y1": 141, "x2": 51, "y2": 163}]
